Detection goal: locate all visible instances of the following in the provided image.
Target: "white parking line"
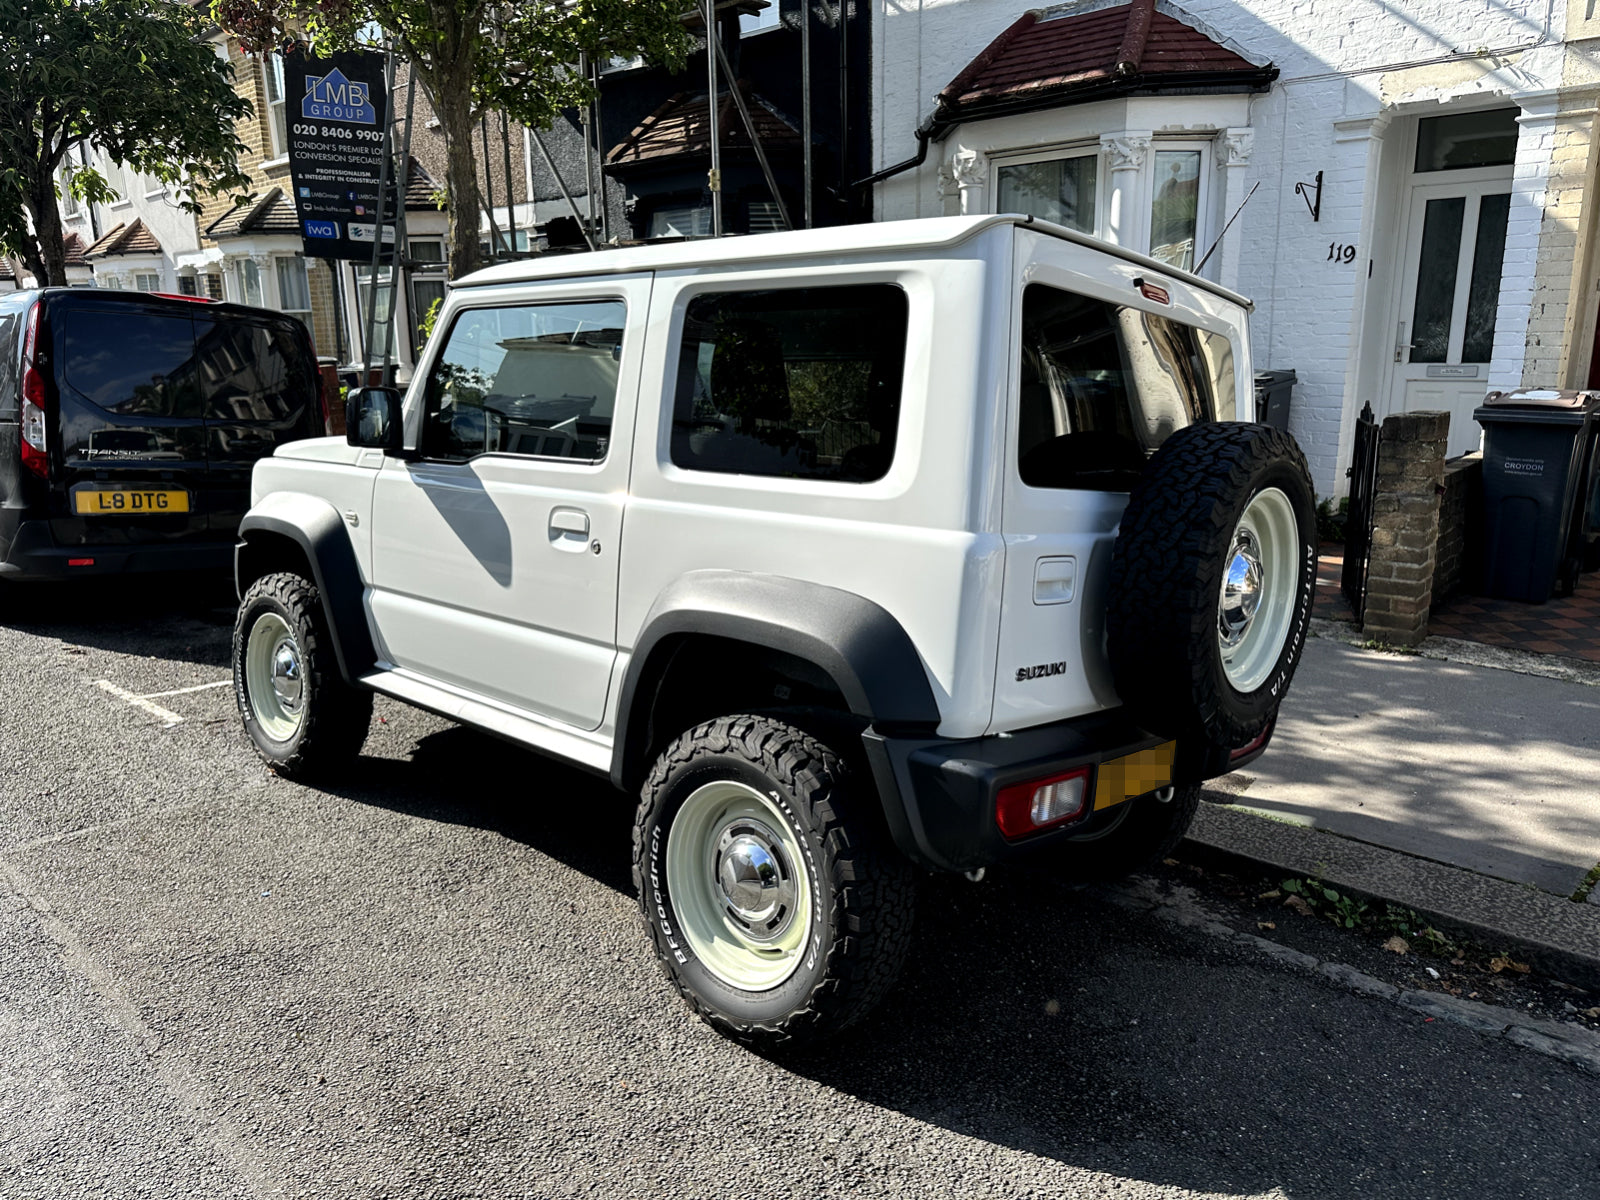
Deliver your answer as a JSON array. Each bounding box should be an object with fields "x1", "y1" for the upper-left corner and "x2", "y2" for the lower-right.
[
  {"x1": 94, "y1": 680, "x2": 184, "y2": 727},
  {"x1": 140, "y1": 680, "x2": 233, "y2": 699}
]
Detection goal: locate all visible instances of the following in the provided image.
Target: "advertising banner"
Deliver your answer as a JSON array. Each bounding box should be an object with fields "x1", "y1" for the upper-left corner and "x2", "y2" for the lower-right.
[{"x1": 283, "y1": 49, "x2": 398, "y2": 261}]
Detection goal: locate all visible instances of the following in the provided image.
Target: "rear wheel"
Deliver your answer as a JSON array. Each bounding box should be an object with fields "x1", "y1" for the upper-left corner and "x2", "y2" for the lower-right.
[
  {"x1": 633, "y1": 714, "x2": 915, "y2": 1049},
  {"x1": 233, "y1": 572, "x2": 371, "y2": 776}
]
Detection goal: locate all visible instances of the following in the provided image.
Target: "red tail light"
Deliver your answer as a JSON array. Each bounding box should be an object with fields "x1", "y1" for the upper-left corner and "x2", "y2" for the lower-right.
[
  {"x1": 995, "y1": 765, "x2": 1093, "y2": 840},
  {"x1": 19, "y1": 302, "x2": 47, "y2": 478}
]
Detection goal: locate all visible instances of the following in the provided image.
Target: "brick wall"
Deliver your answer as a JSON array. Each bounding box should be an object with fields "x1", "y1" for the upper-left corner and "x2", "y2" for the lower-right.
[
  {"x1": 1434, "y1": 455, "x2": 1484, "y2": 607},
  {"x1": 306, "y1": 258, "x2": 340, "y2": 361},
  {"x1": 1363, "y1": 410, "x2": 1450, "y2": 645},
  {"x1": 198, "y1": 38, "x2": 294, "y2": 247}
]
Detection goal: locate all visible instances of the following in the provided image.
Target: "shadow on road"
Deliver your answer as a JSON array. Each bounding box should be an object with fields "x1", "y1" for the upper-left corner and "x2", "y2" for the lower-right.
[
  {"x1": 0, "y1": 571, "x2": 236, "y2": 668},
  {"x1": 320, "y1": 721, "x2": 1596, "y2": 1199}
]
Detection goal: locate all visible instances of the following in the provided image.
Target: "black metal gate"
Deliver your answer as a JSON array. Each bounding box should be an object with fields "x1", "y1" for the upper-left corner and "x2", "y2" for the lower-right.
[{"x1": 1341, "y1": 400, "x2": 1380, "y2": 623}]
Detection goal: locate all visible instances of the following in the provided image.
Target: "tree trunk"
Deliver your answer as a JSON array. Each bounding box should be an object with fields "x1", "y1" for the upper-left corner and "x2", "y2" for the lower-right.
[
  {"x1": 23, "y1": 166, "x2": 68, "y2": 287},
  {"x1": 432, "y1": 80, "x2": 482, "y2": 280}
]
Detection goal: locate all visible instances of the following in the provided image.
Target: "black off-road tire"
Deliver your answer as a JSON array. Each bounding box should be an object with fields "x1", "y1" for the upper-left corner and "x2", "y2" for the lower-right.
[
  {"x1": 233, "y1": 572, "x2": 372, "y2": 777},
  {"x1": 633, "y1": 714, "x2": 916, "y2": 1049},
  {"x1": 1107, "y1": 423, "x2": 1317, "y2": 775},
  {"x1": 1050, "y1": 784, "x2": 1202, "y2": 881}
]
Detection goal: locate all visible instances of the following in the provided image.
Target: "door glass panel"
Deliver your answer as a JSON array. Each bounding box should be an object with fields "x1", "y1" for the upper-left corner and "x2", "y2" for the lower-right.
[
  {"x1": 1415, "y1": 109, "x2": 1519, "y2": 172},
  {"x1": 996, "y1": 154, "x2": 1098, "y2": 234},
  {"x1": 1149, "y1": 150, "x2": 1201, "y2": 271},
  {"x1": 1462, "y1": 192, "x2": 1511, "y2": 363},
  {"x1": 423, "y1": 301, "x2": 626, "y2": 462},
  {"x1": 62, "y1": 310, "x2": 201, "y2": 416},
  {"x1": 1409, "y1": 196, "x2": 1465, "y2": 363}
]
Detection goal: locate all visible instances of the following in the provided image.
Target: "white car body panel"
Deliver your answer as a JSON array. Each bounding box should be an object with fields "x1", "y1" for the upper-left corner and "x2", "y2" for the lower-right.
[{"x1": 244, "y1": 215, "x2": 1256, "y2": 764}]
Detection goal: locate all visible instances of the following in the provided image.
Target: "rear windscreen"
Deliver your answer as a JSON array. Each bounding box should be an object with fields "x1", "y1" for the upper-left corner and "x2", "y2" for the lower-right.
[
  {"x1": 193, "y1": 319, "x2": 314, "y2": 423},
  {"x1": 62, "y1": 309, "x2": 202, "y2": 417}
]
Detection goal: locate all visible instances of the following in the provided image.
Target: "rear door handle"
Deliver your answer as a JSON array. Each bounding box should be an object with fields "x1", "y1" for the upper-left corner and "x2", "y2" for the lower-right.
[{"x1": 549, "y1": 506, "x2": 590, "y2": 539}]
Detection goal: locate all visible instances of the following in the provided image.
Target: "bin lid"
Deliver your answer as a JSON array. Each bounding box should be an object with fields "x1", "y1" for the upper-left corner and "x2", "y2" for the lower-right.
[{"x1": 1481, "y1": 388, "x2": 1599, "y2": 410}]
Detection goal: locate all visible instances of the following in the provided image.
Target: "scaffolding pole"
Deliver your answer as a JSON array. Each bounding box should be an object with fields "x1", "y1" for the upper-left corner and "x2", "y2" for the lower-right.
[
  {"x1": 360, "y1": 47, "x2": 397, "y2": 387},
  {"x1": 712, "y1": 34, "x2": 792, "y2": 231},
  {"x1": 801, "y1": 0, "x2": 813, "y2": 227},
  {"x1": 379, "y1": 67, "x2": 417, "y2": 382},
  {"x1": 705, "y1": 0, "x2": 723, "y2": 237},
  {"x1": 529, "y1": 128, "x2": 597, "y2": 251}
]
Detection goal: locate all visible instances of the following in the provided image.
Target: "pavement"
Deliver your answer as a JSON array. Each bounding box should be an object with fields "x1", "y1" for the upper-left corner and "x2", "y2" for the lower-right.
[
  {"x1": 1188, "y1": 619, "x2": 1600, "y2": 994},
  {"x1": 2, "y1": 580, "x2": 1598, "y2": 1198}
]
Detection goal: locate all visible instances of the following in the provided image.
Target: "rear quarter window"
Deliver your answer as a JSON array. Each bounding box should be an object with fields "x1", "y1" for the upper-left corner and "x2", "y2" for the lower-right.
[
  {"x1": 669, "y1": 284, "x2": 908, "y2": 483},
  {"x1": 1017, "y1": 283, "x2": 1223, "y2": 491}
]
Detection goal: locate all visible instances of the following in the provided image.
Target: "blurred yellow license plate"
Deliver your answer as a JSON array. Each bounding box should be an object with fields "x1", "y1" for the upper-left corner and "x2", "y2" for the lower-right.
[
  {"x1": 1093, "y1": 741, "x2": 1177, "y2": 811},
  {"x1": 74, "y1": 487, "x2": 190, "y2": 515}
]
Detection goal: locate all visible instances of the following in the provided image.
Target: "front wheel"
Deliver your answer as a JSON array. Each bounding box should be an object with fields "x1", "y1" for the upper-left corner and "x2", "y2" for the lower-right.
[
  {"x1": 633, "y1": 715, "x2": 916, "y2": 1049},
  {"x1": 233, "y1": 572, "x2": 372, "y2": 777}
]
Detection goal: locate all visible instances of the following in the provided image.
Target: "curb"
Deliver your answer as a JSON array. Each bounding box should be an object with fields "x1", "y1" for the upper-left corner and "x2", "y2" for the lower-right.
[
  {"x1": 1104, "y1": 875, "x2": 1600, "y2": 1075},
  {"x1": 1180, "y1": 800, "x2": 1600, "y2": 993}
]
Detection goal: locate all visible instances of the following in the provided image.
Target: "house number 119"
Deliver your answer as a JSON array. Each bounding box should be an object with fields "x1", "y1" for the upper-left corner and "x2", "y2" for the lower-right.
[{"x1": 1327, "y1": 242, "x2": 1357, "y2": 264}]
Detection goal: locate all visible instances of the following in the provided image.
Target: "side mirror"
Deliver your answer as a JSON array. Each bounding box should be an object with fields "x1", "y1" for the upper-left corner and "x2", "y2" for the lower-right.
[{"x1": 345, "y1": 387, "x2": 404, "y2": 453}]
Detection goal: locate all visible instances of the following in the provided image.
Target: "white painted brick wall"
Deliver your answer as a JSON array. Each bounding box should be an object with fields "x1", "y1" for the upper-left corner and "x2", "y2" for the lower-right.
[{"x1": 870, "y1": 0, "x2": 1568, "y2": 495}]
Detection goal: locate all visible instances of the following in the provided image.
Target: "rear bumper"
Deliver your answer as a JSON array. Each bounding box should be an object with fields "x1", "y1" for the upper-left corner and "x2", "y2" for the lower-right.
[
  {"x1": 0, "y1": 518, "x2": 233, "y2": 582},
  {"x1": 862, "y1": 709, "x2": 1274, "y2": 873}
]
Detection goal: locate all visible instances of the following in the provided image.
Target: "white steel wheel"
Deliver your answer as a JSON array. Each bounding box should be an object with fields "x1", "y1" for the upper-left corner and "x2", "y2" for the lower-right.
[
  {"x1": 664, "y1": 778, "x2": 813, "y2": 992},
  {"x1": 1217, "y1": 486, "x2": 1300, "y2": 694},
  {"x1": 244, "y1": 611, "x2": 306, "y2": 743}
]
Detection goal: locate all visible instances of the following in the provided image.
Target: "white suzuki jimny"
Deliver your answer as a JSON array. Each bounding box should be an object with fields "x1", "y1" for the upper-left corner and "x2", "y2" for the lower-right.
[{"x1": 232, "y1": 215, "x2": 1317, "y2": 1047}]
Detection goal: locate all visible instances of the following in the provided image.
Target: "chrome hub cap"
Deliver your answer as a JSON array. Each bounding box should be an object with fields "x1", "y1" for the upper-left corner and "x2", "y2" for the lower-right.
[
  {"x1": 715, "y1": 822, "x2": 798, "y2": 942},
  {"x1": 666, "y1": 780, "x2": 813, "y2": 991},
  {"x1": 244, "y1": 612, "x2": 307, "y2": 743},
  {"x1": 1219, "y1": 528, "x2": 1265, "y2": 648},
  {"x1": 1216, "y1": 486, "x2": 1300, "y2": 694}
]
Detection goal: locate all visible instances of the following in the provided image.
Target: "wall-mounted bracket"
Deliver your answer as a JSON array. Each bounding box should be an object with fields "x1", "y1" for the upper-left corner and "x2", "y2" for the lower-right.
[{"x1": 1295, "y1": 170, "x2": 1324, "y2": 222}]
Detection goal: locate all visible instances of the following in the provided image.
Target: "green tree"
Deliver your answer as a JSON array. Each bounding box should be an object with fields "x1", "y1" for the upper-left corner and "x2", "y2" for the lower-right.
[
  {"x1": 214, "y1": 0, "x2": 689, "y2": 278},
  {"x1": 0, "y1": 0, "x2": 252, "y2": 286}
]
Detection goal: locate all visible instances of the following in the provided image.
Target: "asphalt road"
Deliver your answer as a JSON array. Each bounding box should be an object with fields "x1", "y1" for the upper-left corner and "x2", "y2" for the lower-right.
[{"x1": 1, "y1": 579, "x2": 1597, "y2": 1200}]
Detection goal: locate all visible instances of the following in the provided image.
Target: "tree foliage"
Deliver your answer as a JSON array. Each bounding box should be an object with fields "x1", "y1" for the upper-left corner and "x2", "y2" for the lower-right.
[
  {"x1": 0, "y1": 0, "x2": 252, "y2": 285},
  {"x1": 214, "y1": 0, "x2": 691, "y2": 276}
]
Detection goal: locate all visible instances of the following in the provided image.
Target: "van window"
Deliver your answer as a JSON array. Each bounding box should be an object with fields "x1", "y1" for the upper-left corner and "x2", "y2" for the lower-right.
[
  {"x1": 669, "y1": 284, "x2": 907, "y2": 482},
  {"x1": 194, "y1": 319, "x2": 313, "y2": 423},
  {"x1": 62, "y1": 309, "x2": 202, "y2": 418},
  {"x1": 1017, "y1": 284, "x2": 1216, "y2": 491},
  {"x1": 421, "y1": 301, "x2": 626, "y2": 463}
]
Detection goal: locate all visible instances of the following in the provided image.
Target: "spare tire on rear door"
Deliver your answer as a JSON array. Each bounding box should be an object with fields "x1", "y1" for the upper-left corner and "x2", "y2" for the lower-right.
[{"x1": 1106, "y1": 422, "x2": 1317, "y2": 781}]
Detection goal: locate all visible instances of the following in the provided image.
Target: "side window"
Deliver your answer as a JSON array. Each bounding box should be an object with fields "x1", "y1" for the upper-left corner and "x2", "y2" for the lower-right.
[
  {"x1": 421, "y1": 301, "x2": 626, "y2": 463},
  {"x1": 669, "y1": 284, "x2": 907, "y2": 482},
  {"x1": 62, "y1": 309, "x2": 202, "y2": 418},
  {"x1": 1017, "y1": 283, "x2": 1215, "y2": 491},
  {"x1": 193, "y1": 319, "x2": 314, "y2": 423}
]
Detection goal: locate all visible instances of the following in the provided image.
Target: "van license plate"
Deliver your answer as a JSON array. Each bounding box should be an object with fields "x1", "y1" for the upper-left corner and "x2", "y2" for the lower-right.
[{"x1": 73, "y1": 487, "x2": 190, "y2": 515}]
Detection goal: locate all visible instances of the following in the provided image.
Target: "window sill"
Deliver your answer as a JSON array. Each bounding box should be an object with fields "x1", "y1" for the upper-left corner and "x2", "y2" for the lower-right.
[{"x1": 261, "y1": 155, "x2": 290, "y2": 171}]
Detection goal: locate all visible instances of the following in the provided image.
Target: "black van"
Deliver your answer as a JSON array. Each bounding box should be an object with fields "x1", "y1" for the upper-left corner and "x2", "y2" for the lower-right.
[{"x1": 0, "y1": 288, "x2": 325, "y2": 584}]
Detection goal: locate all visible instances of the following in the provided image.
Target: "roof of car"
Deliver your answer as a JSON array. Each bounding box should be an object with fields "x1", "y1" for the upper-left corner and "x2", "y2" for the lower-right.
[{"x1": 454, "y1": 214, "x2": 1252, "y2": 311}]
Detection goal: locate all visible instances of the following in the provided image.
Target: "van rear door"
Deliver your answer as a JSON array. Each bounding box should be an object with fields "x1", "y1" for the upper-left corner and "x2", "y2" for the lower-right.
[
  {"x1": 193, "y1": 313, "x2": 322, "y2": 537},
  {"x1": 47, "y1": 296, "x2": 212, "y2": 548}
]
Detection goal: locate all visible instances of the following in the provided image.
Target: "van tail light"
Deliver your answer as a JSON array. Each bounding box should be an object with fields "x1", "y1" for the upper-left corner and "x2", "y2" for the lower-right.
[
  {"x1": 19, "y1": 302, "x2": 47, "y2": 478},
  {"x1": 995, "y1": 766, "x2": 1092, "y2": 840}
]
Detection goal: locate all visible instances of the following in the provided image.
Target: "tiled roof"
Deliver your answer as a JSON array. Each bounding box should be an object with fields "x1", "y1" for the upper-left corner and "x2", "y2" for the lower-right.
[
  {"x1": 85, "y1": 218, "x2": 162, "y2": 258},
  {"x1": 607, "y1": 83, "x2": 800, "y2": 171},
  {"x1": 405, "y1": 156, "x2": 442, "y2": 210},
  {"x1": 933, "y1": 1, "x2": 1275, "y2": 132},
  {"x1": 62, "y1": 232, "x2": 89, "y2": 268},
  {"x1": 205, "y1": 186, "x2": 301, "y2": 239}
]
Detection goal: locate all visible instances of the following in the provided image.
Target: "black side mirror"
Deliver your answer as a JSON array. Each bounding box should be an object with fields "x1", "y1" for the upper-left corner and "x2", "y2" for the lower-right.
[{"x1": 346, "y1": 387, "x2": 404, "y2": 453}]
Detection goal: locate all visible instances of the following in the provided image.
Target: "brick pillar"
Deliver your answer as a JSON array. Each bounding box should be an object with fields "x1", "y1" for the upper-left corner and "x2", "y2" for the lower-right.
[{"x1": 1363, "y1": 411, "x2": 1449, "y2": 646}]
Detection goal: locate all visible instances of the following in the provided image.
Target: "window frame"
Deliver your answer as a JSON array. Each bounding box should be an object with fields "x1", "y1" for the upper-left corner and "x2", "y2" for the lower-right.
[
  {"x1": 1144, "y1": 139, "x2": 1213, "y2": 275},
  {"x1": 990, "y1": 142, "x2": 1106, "y2": 238},
  {"x1": 418, "y1": 296, "x2": 631, "y2": 467},
  {"x1": 275, "y1": 255, "x2": 313, "y2": 329},
  {"x1": 661, "y1": 278, "x2": 914, "y2": 486},
  {"x1": 262, "y1": 54, "x2": 289, "y2": 162}
]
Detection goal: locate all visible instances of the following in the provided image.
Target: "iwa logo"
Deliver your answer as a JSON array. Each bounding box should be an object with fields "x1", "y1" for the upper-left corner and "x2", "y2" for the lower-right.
[{"x1": 301, "y1": 68, "x2": 375, "y2": 124}]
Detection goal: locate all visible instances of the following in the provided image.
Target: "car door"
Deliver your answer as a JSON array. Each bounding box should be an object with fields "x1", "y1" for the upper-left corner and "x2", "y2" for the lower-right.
[
  {"x1": 366, "y1": 276, "x2": 650, "y2": 732},
  {"x1": 194, "y1": 312, "x2": 322, "y2": 538}
]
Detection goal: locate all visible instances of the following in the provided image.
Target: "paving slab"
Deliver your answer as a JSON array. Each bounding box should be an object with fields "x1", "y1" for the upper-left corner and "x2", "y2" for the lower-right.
[{"x1": 1220, "y1": 634, "x2": 1600, "y2": 896}]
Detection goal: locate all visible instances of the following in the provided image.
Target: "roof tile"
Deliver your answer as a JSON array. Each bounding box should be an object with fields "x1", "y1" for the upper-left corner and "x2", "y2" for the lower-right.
[{"x1": 85, "y1": 218, "x2": 162, "y2": 258}]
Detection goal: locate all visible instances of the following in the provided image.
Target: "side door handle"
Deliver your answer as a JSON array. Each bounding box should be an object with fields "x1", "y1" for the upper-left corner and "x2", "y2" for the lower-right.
[{"x1": 549, "y1": 506, "x2": 591, "y2": 551}]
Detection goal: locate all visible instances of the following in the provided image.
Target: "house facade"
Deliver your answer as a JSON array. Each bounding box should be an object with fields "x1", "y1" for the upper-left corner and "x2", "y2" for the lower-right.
[{"x1": 871, "y1": 0, "x2": 1600, "y2": 497}]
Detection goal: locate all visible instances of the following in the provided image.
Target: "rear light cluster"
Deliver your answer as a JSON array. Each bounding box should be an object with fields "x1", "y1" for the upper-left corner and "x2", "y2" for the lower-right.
[
  {"x1": 19, "y1": 301, "x2": 47, "y2": 478},
  {"x1": 995, "y1": 766, "x2": 1092, "y2": 840}
]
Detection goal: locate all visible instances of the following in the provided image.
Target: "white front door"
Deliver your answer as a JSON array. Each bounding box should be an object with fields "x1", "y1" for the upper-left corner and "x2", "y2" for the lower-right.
[
  {"x1": 1388, "y1": 170, "x2": 1513, "y2": 457},
  {"x1": 366, "y1": 277, "x2": 651, "y2": 732}
]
